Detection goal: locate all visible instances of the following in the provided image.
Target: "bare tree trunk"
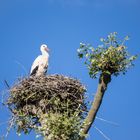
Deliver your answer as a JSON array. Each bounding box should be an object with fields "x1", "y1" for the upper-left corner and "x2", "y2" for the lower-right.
[{"x1": 80, "y1": 73, "x2": 111, "y2": 140}]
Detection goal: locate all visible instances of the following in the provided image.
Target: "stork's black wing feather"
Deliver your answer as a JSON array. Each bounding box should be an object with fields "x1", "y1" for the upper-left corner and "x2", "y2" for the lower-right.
[
  {"x1": 45, "y1": 65, "x2": 48, "y2": 74},
  {"x1": 30, "y1": 66, "x2": 39, "y2": 76}
]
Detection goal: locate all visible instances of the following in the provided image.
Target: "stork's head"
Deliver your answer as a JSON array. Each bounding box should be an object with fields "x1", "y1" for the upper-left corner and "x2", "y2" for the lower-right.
[{"x1": 40, "y1": 44, "x2": 49, "y2": 53}]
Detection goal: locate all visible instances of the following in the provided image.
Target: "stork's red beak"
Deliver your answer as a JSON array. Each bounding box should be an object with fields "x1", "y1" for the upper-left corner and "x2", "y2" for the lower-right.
[{"x1": 45, "y1": 47, "x2": 49, "y2": 52}]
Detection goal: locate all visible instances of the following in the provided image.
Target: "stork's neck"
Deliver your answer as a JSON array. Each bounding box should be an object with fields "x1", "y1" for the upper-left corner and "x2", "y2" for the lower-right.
[{"x1": 41, "y1": 50, "x2": 49, "y2": 57}]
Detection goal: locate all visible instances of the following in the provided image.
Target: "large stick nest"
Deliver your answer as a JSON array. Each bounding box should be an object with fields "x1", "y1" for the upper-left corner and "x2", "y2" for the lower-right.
[{"x1": 6, "y1": 75, "x2": 86, "y2": 135}]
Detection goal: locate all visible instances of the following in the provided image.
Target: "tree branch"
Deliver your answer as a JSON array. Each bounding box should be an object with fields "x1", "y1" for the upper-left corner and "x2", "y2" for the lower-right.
[{"x1": 80, "y1": 73, "x2": 111, "y2": 140}]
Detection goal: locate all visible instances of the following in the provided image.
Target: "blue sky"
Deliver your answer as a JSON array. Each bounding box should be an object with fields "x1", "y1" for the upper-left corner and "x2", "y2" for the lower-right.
[{"x1": 0, "y1": 0, "x2": 140, "y2": 140}]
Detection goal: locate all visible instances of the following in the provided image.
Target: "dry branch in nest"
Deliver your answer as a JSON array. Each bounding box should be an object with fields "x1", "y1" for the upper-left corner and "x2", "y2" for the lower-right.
[{"x1": 6, "y1": 74, "x2": 87, "y2": 139}]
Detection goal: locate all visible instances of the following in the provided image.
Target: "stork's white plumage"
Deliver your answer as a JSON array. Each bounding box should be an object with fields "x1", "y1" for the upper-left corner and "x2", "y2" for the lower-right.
[{"x1": 30, "y1": 44, "x2": 49, "y2": 76}]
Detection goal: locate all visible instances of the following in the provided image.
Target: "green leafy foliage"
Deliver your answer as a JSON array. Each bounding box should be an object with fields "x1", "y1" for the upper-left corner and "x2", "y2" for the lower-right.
[
  {"x1": 36, "y1": 111, "x2": 82, "y2": 140},
  {"x1": 77, "y1": 32, "x2": 137, "y2": 78}
]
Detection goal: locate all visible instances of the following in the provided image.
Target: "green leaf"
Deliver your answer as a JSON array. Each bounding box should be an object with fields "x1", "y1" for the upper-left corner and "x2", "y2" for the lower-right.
[
  {"x1": 78, "y1": 53, "x2": 83, "y2": 58},
  {"x1": 124, "y1": 36, "x2": 129, "y2": 40}
]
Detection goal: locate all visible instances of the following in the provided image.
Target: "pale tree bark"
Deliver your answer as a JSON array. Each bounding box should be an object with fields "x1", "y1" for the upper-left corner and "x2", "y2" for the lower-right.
[{"x1": 80, "y1": 73, "x2": 111, "y2": 140}]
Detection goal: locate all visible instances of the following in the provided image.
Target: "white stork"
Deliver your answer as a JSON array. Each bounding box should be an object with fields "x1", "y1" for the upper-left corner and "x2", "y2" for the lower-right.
[{"x1": 30, "y1": 44, "x2": 49, "y2": 76}]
